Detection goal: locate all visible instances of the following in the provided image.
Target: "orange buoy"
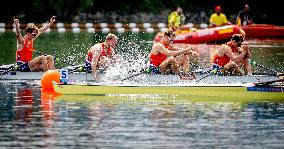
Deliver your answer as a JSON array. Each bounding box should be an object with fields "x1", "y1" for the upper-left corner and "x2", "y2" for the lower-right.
[{"x1": 41, "y1": 70, "x2": 60, "y2": 91}]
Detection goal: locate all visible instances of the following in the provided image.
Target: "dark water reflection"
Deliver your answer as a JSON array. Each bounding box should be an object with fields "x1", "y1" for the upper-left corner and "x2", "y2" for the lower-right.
[{"x1": 1, "y1": 82, "x2": 284, "y2": 148}]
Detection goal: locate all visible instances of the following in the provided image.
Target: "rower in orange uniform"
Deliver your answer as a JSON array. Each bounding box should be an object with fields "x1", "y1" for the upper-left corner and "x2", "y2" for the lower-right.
[
  {"x1": 212, "y1": 34, "x2": 251, "y2": 75},
  {"x1": 85, "y1": 33, "x2": 120, "y2": 80},
  {"x1": 14, "y1": 16, "x2": 56, "y2": 72},
  {"x1": 148, "y1": 30, "x2": 197, "y2": 80}
]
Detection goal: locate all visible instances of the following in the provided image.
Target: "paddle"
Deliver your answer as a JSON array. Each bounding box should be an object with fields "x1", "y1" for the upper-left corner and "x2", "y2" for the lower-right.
[
  {"x1": 0, "y1": 61, "x2": 35, "y2": 75},
  {"x1": 121, "y1": 69, "x2": 146, "y2": 81},
  {"x1": 249, "y1": 59, "x2": 279, "y2": 74}
]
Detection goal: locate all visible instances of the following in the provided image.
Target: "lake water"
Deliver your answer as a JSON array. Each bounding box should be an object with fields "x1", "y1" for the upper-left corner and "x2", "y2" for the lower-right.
[{"x1": 0, "y1": 32, "x2": 284, "y2": 148}]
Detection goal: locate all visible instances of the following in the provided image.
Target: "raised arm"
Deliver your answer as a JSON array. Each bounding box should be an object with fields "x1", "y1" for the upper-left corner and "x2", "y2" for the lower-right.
[
  {"x1": 37, "y1": 16, "x2": 56, "y2": 37},
  {"x1": 14, "y1": 17, "x2": 24, "y2": 45}
]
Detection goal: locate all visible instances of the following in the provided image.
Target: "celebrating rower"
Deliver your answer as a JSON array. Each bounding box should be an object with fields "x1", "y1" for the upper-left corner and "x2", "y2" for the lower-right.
[
  {"x1": 15, "y1": 16, "x2": 56, "y2": 72},
  {"x1": 85, "y1": 33, "x2": 120, "y2": 80},
  {"x1": 212, "y1": 34, "x2": 250, "y2": 75},
  {"x1": 148, "y1": 30, "x2": 197, "y2": 80}
]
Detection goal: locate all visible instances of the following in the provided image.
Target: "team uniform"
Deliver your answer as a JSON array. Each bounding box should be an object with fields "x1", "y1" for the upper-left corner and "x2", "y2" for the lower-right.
[
  {"x1": 15, "y1": 39, "x2": 34, "y2": 71},
  {"x1": 212, "y1": 45, "x2": 238, "y2": 75},
  {"x1": 85, "y1": 43, "x2": 112, "y2": 73},
  {"x1": 148, "y1": 42, "x2": 170, "y2": 74}
]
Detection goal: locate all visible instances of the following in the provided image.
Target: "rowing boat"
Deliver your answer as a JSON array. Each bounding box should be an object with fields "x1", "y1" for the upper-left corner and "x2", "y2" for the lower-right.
[
  {"x1": 53, "y1": 81, "x2": 284, "y2": 100},
  {"x1": 0, "y1": 70, "x2": 279, "y2": 83}
]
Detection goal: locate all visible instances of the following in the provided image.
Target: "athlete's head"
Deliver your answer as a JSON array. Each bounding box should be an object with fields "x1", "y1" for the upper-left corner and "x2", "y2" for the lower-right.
[
  {"x1": 231, "y1": 34, "x2": 244, "y2": 47},
  {"x1": 105, "y1": 33, "x2": 118, "y2": 49},
  {"x1": 26, "y1": 25, "x2": 38, "y2": 37}
]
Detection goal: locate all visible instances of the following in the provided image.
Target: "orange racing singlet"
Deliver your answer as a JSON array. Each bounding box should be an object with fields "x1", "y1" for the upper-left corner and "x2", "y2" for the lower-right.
[
  {"x1": 150, "y1": 42, "x2": 169, "y2": 67},
  {"x1": 86, "y1": 43, "x2": 112, "y2": 63},
  {"x1": 16, "y1": 39, "x2": 34, "y2": 63},
  {"x1": 213, "y1": 44, "x2": 238, "y2": 67}
]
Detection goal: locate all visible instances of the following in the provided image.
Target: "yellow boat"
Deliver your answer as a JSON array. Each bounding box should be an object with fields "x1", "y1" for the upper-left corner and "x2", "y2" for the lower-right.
[{"x1": 53, "y1": 81, "x2": 284, "y2": 101}]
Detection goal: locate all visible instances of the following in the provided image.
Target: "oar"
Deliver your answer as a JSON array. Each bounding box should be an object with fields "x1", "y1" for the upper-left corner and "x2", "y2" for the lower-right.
[
  {"x1": 0, "y1": 63, "x2": 24, "y2": 75},
  {"x1": 121, "y1": 69, "x2": 146, "y2": 81},
  {"x1": 249, "y1": 59, "x2": 279, "y2": 74}
]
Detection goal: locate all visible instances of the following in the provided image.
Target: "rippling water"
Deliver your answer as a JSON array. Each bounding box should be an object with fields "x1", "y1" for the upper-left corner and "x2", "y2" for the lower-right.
[
  {"x1": 0, "y1": 33, "x2": 284, "y2": 148},
  {"x1": 0, "y1": 81, "x2": 284, "y2": 148}
]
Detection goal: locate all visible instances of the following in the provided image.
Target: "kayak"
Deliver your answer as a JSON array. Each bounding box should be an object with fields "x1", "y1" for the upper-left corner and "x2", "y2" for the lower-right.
[{"x1": 154, "y1": 25, "x2": 244, "y2": 44}]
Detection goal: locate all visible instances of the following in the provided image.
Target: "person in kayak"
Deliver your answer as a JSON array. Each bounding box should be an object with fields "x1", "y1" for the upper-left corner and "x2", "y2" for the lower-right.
[
  {"x1": 148, "y1": 30, "x2": 197, "y2": 80},
  {"x1": 209, "y1": 5, "x2": 232, "y2": 27},
  {"x1": 15, "y1": 16, "x2": 56, "y2": 72},
  {"x1": 212, "y1": 34, "x2": 250, "y2": 75},
  {"x1": 85, "y1": 33, "x2": 120, "y2": 80},
  {"x1": 236, "y1": 4, "x2": 253, "y2": 26}
]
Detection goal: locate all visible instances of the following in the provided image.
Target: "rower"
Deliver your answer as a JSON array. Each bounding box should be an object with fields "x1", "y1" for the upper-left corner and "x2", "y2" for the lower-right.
[
  {"x1": 148, "y1": 30, "x2": 196, "y2": 80},
  {"x1": 85, "y1": 33, "x2": 120, "y2": 80},
  {"x1": 212, "y1": 34, "x2": 250, "y2": 75},
  {"x1": 15, "y1": 16, "x2": 56, "y2": 72}
]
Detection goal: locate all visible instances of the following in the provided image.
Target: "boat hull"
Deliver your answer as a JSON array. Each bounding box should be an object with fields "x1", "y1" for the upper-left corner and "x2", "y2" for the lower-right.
[
  {"x1": 53, "y1": 83, "x2": 284, "y2": 101},
  {"x1": 241, "y1": 24, "x2": 284, "y2": 38},
  {"x1": 154, "y1": 25, "x2": 244, "y2": 44},
  {"x1": 0, "y1": 71, "x2": 279, "y2": 84}
]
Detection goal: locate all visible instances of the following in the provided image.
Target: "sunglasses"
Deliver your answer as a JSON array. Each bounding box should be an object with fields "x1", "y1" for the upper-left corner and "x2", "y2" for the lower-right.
[{"x1": 31, "y1": 33, "x2": 37, "y2": 36}]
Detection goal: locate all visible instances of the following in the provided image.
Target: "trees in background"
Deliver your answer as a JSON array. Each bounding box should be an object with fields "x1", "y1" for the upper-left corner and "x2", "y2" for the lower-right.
[{"x1": 0, "y1": 0, "x2": 282, "y2": 25}]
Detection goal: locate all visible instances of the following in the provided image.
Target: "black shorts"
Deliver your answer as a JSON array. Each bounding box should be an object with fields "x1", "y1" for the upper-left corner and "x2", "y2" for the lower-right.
[{"x1": 17, "y1": 62, "x2": 31, "y2": 72}]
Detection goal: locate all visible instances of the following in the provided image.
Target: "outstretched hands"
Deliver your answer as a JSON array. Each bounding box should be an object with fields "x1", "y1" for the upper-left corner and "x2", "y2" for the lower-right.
[
  {"x1": 186, "y1": 47, "x2": 198, "y2": 56},
  {"x1": 14, "y1": 17, "x2": 19, "y2": 28},
  {"x1": 49, "y1": 16, "x2": 56, "y2": 25}
]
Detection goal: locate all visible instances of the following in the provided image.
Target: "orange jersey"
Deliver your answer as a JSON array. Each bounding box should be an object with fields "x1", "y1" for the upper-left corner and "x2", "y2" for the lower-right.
[
  {"x1": 16, "y1": 39, "x2": 34, "y2": 62},
  {"x1": 85, "y1": 43, "x2": 112, "y2": 63},
  {"x1": 150, "y1": 53, "x2": 167, "y2": 67},
  {"x1": 150, "y1": 42, "x2": 169, "y2": 67},
  {"x1": 213, "y1": 45, "x2": 238, "y2": 67}
]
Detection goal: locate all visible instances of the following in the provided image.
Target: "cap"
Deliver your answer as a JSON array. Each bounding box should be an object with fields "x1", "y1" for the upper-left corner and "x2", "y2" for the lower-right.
[{"x1": 215, "y1": 5, "x2": 221, "y2": 12}]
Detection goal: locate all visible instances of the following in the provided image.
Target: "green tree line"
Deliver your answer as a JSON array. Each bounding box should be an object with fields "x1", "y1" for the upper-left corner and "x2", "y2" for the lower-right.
[{"x1": 0, "y1": 0, "x2": 283, "y2": 25}]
